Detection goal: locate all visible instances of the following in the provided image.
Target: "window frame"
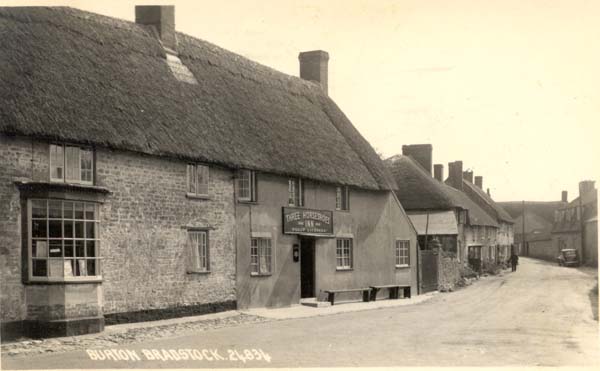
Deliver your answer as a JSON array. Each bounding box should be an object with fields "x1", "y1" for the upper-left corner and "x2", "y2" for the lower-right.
[
  {"x1": 188, "y1": 230, "x2": 210, "y2": 273},
  {"x1": 250, "y1": 237, "x2": 272, "y2": 276},
  {"x1": 27, "y1": 199, "x2": 102, "y2": 283},
  {"x1": 288, "y1": 178, "x2": 304, "y2": 207},
  {"x1": 336, "y1": 238, "x2": 353, "y2": 270},
  {"x1": 49, "y1": 144, "x2": 94, "y2": 186},
  {"x1": 187, "y1": 163, "x2": 210, "y2": 197},
  {"x1": 237, "y1": 170, "x2": 257, "y2": 202},
  {"x1": 335, "y1": 186, "x2": 350, "y2": 211},
  {"x1": 395, "y1": 239, "x2": 410, "y2": 268}
]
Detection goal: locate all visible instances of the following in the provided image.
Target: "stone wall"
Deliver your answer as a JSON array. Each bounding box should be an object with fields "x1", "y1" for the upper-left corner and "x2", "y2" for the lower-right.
[{"x1": 437, "y1": 250, "x2": 461, "y2": 292}]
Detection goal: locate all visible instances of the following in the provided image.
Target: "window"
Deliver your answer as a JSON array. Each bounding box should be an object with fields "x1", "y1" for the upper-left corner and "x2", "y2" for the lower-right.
[
  {"x1": 50, "y1": 144, "x2": 93, "y2": 185},
  {"x1": 188, "y1": 231, "x2": 209, "y2": 272},
  {"x1": 288, "y1": 178, "x2": 304, "y2": 207},
  {"x1": 237, "y1": 170, "x2": 257, "y2": 202},
  {"x1": 395, "y1": 240, "x2": 410, "y2": 267},
  {"x1": 28, "y1": 199, "x2": 100, "y2": 282},
  {"x1": 250, "y1": 238, "x2": 272, "y2": 275},
  {"x1": 335, "y1": 186, "x2": 349, "y2": 211},
  {"x1": 336, "y1": 238, "x2": 353, "y2": 270},
  {"x1": 187, "y1": 164, "x2": 209, "y2": 196}
]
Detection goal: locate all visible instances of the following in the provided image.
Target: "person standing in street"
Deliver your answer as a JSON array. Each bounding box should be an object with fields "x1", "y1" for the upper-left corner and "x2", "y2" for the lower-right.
[{"x1": 511, "y1": 253, "x2": 519, "y2": 272}]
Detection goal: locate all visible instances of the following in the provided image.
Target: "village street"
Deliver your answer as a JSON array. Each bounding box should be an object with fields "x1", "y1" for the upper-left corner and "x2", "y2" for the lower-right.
[{"x1": 2, "y1": 257, "x2": 598, "y2": 369}]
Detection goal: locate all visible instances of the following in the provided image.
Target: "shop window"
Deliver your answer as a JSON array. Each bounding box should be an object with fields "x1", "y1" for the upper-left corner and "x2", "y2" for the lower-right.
[
  {"x1": 188, "y1": 231, "x2": 209, "y2": 273},
  {"x1": 250, "y1": 238, "x2": 272, "y2": 275},
  {"x1": 187, "y1": 164, "x2": 209, "y2": 197},
  {"x1": 335, "y1": 186, "x2": 349, "y2": 211},
  {"x1": 28, "y1": 199, "x2": 100, "y2": 282},
  {"x1": 288, "y1": 178, "x2": 304, "y2": 207},
  {"x1": 395, "y1": 240, "x2": 410, "y2": 267},
  {"x1": 336, "y1": 238, "x2": 353, "y2": 270},
  {"x1": 237, "y1": 170, "x2": 257, "y2": 202},
  {"x1": 50, "y1": 144, "x2": 94, "y2": 185}
]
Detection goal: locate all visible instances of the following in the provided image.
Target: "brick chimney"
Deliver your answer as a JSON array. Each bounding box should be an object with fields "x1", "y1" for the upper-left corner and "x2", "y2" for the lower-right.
[
  {"x1": 402, "y1": 144, "x2": 433, "y2": 175},
  {"x1": 475, "y1": 176, "x2": 483, "y2": 189},
  {"x1": 463, "y1": 170, "x2": 473, "y2": 183},
  {"x1": 579, "y1": 180, "x2": 595, "y2": 197},
  {"x1": 135, "y1": 5, "x2": 177, "y2": 51},
  {"x1": 299, "y1": 50, "x2": 329, "y2": 94},
  {"x1": 447, "y1": 161, "x2": 463, "y2": 191},
  {"x1": 434, "y1": 164, "x2": 444, "y2": 182},
  {"x1": 561, "y1": 190, "x2": 568, "y2": 202}
]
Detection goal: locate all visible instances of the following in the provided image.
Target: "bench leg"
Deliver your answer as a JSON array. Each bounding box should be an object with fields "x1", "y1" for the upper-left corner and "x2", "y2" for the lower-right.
[
  {"x1": 328, "y1": 292, "x2": 335, "y2": 306},
  {"x1": 370, "y1": 288, "x2": 378, "y2": 301},
  {"x1": 404, "y1": 287, "x2": 411, "y2": 299},
  {"x1": 391, "y1": 287, "x2": 400, "y2": 299},
  {"x1": 363, "y1": 290, "x2": 370, "y2": 302}
]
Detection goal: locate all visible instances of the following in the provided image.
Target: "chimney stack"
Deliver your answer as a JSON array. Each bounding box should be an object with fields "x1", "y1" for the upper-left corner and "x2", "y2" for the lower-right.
[
  {"x1": 434, "y1": 164, "x2": 444, "y2": 182},
  {"x1": 463, "y1": 170, "x2": 473, "y2": 183},
  {"x1": 299, "y1": 50, "x2": 329, "y2": 94},
  {"x1": 579, "y1": 180, "x2": 595, "y2": 197},
  {"x1": 561, "y1": 190, "x2": 568, "y2": 203},
  {"x1": 475, "y1": 176, "x2": 483, "y2": 189},
  {"x1": 448, "y1": 161, "x2": 463, "y2": 191},
  {"x1": 135, "y1": 5, "x2": 177, "y2": 51},
  {"x1": 402, "y1": 144, "x2": 433, "y2": 175}
]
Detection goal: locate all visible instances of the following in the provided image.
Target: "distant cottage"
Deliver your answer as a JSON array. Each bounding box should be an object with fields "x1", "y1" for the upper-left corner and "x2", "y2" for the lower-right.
[{"x1": 0, "y1": 6, "x2": 418, "y2": 339}]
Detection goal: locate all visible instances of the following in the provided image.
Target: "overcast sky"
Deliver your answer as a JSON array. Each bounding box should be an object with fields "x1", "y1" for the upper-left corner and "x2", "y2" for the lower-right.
[{"x1": 7, "y1": 0, "x2": 600, "y2": 201}]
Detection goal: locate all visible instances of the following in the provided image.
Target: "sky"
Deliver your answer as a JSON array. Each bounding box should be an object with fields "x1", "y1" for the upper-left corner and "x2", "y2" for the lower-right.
[{"x1": 5, "y1": 0, "x2": 600, "y2": 201}]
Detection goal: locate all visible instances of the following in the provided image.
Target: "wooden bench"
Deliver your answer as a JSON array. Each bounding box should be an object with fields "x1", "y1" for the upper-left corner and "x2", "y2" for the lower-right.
[
  {"x1": 369, "y1": 285, "x2": 411, "y2": 301},
  {"x1": 323, "y1": 288, "x2": 371, "y2": 306}
]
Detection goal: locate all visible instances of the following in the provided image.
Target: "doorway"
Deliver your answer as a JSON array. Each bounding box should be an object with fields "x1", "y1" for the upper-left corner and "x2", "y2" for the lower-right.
[{"x1": 300, "y1": 237, "x2": 315, "y2": 298}]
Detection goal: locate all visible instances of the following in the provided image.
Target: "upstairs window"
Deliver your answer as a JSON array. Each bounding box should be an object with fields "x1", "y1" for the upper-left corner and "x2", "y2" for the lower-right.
[
  {"x1": 50, "y1": 144, "x2": 94, "y2": 185},
  {"x1": 288, "y1": 178, "x2": 304, "y2": 207},
  {"x1": 395, "y1": 240, "x2": 410, "y2": 267},
  {"x1": 250, "y1": 238, "x2": 272, "y2": 275},
  {"x1": 187, "y1": 164, "x2": 209, "y2": 197},
  {"x1": 237, "y1": 170, "x2": 257, "y2": 202},
  {"x1": 336, "y1": 186, "x2": 350, "y2": 211},
  {"x1": 188, "y1": 231, "x2": 209, "y2": 273}
]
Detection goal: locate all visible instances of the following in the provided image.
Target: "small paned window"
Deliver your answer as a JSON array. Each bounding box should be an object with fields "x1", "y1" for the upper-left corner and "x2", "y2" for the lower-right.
[
  {"x1": 50, "y1": 144, "x2": 94, "y2": 185},
  {"x1": 335, "y1": 186, "x2": 349, "y2": 211},
  {"x1": 288, "y1": 178, "x2": 304, "y2": 207},
  {"x1": 336, "y1": 238, "x2": 353, "y2": 270},
  {"x1": 395, "y1": 240, "x2": 410, "y2": 267},
  {"x1": 237, "y1": 170, "x2": 257, "y2": 202},
  {"x1": 250, "y1": 238, "x2": 272, "y2": 275},
  {"x1": 187, "y1": 164, "x2": 209, "y2": 196},
  {"x1": 188, "y1": 231, "x2": 209, "y2": 272}
]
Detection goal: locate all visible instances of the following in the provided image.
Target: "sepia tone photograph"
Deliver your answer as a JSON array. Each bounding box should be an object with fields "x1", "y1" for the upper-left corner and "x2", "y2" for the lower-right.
[{"x1": 0, "y1": 0, "x2": 598, "y2": 369}]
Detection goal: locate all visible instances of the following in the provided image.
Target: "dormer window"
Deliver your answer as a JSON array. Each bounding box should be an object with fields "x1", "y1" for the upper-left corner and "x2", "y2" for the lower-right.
[{"x1": 50, "y1": 144, "x2": 94, "y2": 185}]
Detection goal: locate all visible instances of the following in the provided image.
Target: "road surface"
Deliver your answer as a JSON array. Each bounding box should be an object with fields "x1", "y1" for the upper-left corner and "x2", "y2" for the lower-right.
[{"x1": 2, "y1": 257, "x2": 598, "y2": 368}]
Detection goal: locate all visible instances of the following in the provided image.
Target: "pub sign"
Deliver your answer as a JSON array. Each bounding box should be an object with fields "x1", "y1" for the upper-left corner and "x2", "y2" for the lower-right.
[{"x1": 282, "y1": 207, "x2": 333, "y2": 236}]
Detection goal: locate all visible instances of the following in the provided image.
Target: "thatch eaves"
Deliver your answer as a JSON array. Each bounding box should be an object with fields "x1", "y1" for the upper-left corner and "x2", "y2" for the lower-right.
[{"x1": 0, "y1": 7, "x2": 396, "y2": 191}]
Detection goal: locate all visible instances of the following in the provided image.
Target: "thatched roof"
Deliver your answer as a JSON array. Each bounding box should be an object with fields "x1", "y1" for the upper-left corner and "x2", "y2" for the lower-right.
[
  {"x1": 0, "y1": 7, "x2": 395, "y2": 191},
  {"x1": 498, "y1": 201, "x2": 566, "y2": 224},
  {"x1": 386, "y1": 155, "x2": 498, "y2": 227},
  {"x1": 460, "y1": 180, "x2": 514, "y2": 224}
]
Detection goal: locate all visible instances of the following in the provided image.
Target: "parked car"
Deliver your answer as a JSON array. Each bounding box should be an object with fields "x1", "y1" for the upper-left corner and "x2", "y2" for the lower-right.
[{"x1": 557, "y1": 249, "x2": 580, "y2": 267}]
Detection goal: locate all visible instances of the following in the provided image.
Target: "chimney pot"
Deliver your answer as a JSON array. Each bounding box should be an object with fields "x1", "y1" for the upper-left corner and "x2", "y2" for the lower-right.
[
  {"x1": 475, "y1": 176, "x2": 483, "y2": 189},
  {"x1": 434, "y1": 164, "x2": 444, "y2": 182},
  {"x1": 448, "y1": 161, "x2": 463, "y2": 191},
  {"x1": 135, "y1": 5, "x2": 177, "y2": 51},
  {"x1": 487, "y1": 188, "x2": 491, "y2": 196},
  {"x1": 561, "y1": 190, "x2": 568, "y2": 203},
  {"x1": 402, "y1": 144, "x2": 433, "y2": 175},
  {"x1": 462, "y1": 170, "x2": 473, "y2": 183},
  {"x1": 299, "y1": 50, "x2": 329, "y2": 94}
]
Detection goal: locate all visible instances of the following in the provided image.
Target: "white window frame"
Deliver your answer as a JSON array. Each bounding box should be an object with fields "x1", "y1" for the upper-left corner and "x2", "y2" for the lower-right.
[
  {"x1": 336, "y1": 238, "x2": 353, "y2": 270},
  {"x1": 395, "y1": 239, "x2": 410, "y2": 267},
  {"x1": 188, "y1": 230, "x2": 210, "y2": 273},
  {"x1": 187, "y1": 164, "x2": 209, "y2": 197},
  {"x1": 49, "y1": 144, "x2": 94, "y2": 185},
  {"x1": 335, "y1": 186, "x2": 350, "y2": 211},
  {"x1": 288, "y1": 178, "x2": 304, "y2": 207},
  {"x1": 27, "y1": 199, "x2": 101, "y2": 282},
  {"x1": 250, "y1": 237, "x2": 272, "y2": 276},
  {"x1": 237, "y1": 170, "x2": 257, "y2": 202}
]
